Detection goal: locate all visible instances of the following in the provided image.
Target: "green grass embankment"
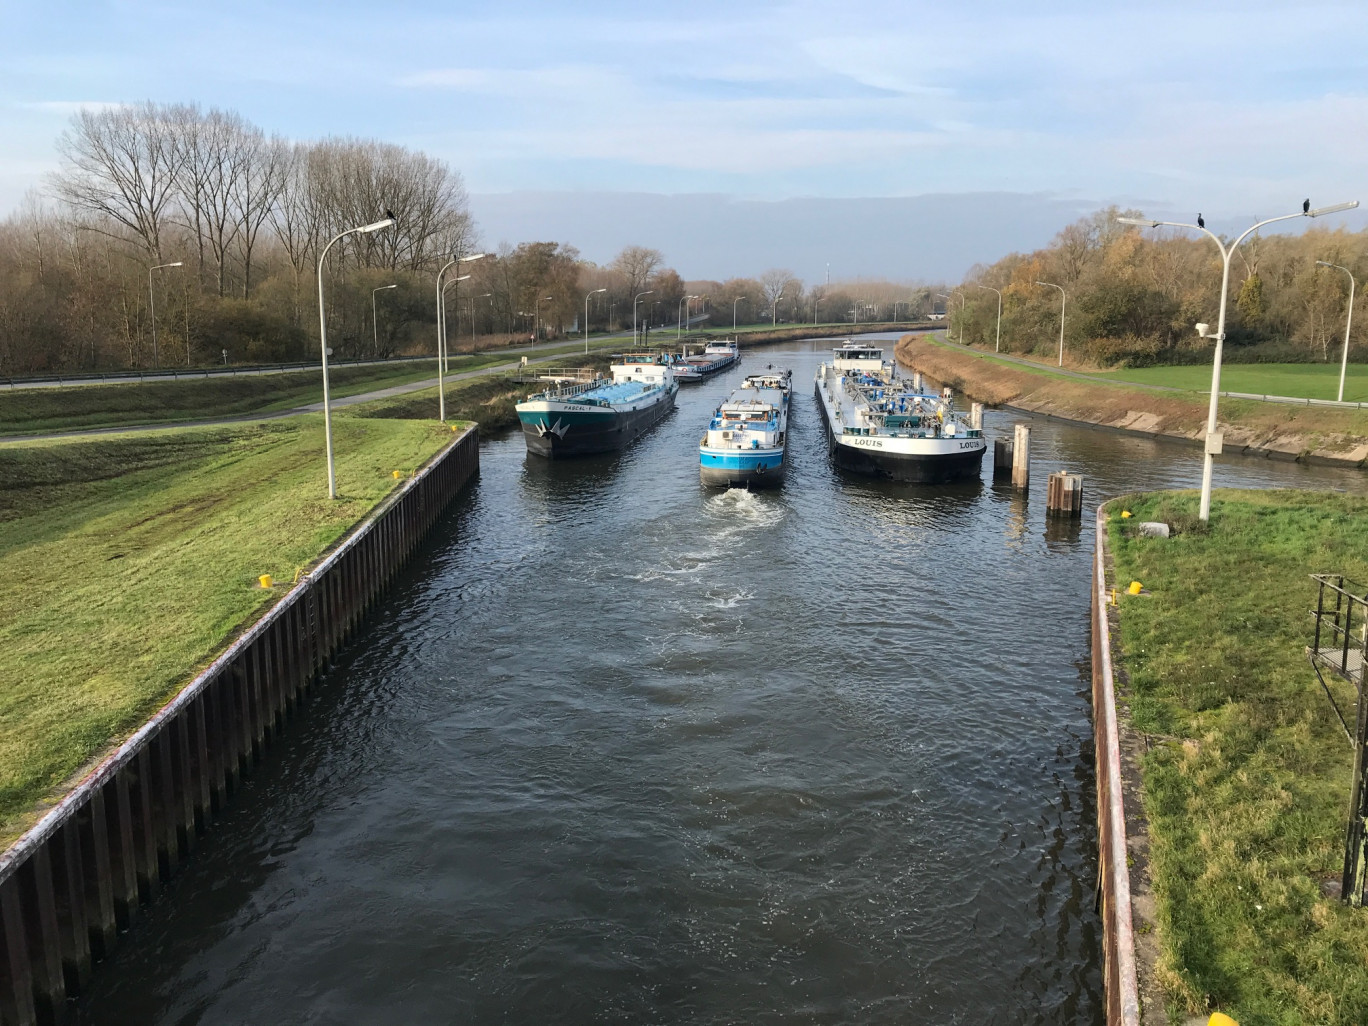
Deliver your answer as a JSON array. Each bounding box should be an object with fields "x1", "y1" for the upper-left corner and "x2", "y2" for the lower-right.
[
  {"x1": 1, "y1": 363, "x2": 438, "y2": 435},
  {"x1": 895, "y1": 335, "x2": 1368, "y2": 464},
  {"x1": 1, "y1": 336, "x2": 648, "y2": 437},
  {"x1": 0, "y1": 413, "x2": 455, "y2": 843},
  {"x1": 1108, "y1": 490, "x2": 1368, "y2": 1025},
  {"x1": 1093, "y1": 363, "x2": 1368, "y2": 403}
]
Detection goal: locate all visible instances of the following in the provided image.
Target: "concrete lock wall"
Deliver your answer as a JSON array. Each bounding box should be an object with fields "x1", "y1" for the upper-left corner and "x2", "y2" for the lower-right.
[
  {"x1": 0, "y1": 426, "x2": 480, "y2": 1025},
  {"x1": 1091, "y1": 507, "x2": 1142, "y2": 1026}
]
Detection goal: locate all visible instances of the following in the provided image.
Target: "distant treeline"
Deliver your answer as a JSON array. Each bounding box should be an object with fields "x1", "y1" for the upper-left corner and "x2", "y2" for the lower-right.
[
  {"x1": 0, "y1": 102, "x2": 943, "y2": 375},
  {"x1": 954, "y1": 207, "x2": 1366, "y2": 366}
]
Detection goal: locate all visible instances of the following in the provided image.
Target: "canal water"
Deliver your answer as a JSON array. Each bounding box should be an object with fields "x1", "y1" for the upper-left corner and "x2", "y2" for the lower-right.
[{"x1": 75, "y1": 335, "x2": 1367, "y2": 1025}]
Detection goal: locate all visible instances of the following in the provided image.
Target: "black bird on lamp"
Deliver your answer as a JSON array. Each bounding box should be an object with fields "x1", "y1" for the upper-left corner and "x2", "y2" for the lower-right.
[
  {"x1": 1197, "y1": 213, "x2": 1204, "y2": 228},
  {"x1": 386, "y1": 208, "x2": 397, "y2": 223},
  {"x1": 1304, "y1": 198, "x2": 1311, "y2": 214}
]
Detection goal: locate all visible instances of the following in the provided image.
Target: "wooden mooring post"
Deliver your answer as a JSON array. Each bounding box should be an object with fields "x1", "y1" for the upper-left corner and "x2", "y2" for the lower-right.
[
  {"x1": 1011, "y1": 424, "x2": 1030, "y2": 491},
  {"x1": 0, "y1": 427, "x2": 481, "y2": 1025},
  {"x1": 1046, "y1": 472, "x2": 1084, "y2": 518}
]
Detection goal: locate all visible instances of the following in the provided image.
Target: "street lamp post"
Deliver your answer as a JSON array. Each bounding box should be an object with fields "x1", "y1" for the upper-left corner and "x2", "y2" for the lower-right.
[
  {"x1": 678, "y1": 294, "x2": 698, "y2": 338},
  {"x1": 148, "y1": 261, "x2": 183, "y2": 368},
  {"x1": 476, "y1": 293, "x2": 493, "y2": 340},
  {"x1": 444, "y1": 252, "x2": 485, "y2": 373},
  {"x1": 771, "y1": 291, "x2": 783, "y2": 326},
  {"x1": 436, "y1": 252, "x2": 485, "y2": 421},
  {"x1": 633, "y1": 290, "x2": 654, "y2": 345},
  {"x1": 1118, "y1": 200, "x2": 1358, "y2": 519},
  {"x1": 1317, "y1": 260, "x2": 1357, "y2": 402},
  {"x1": 1034, "y1": 282, "x2": 1066, "y2": 367},
  {"x1": 584, "y1": 287, "x2": 607, "y2": 352},
  {"x1": 534, "y1": 295, "x2": 554, "y2": 347},
  {"x1": 318, "y1": 216, "x2": 395, "y2": 498},
  {"x1": 372, "y1": 284, "x2": 397, "y2": 353},
  {"x1": 976, "y1": 284, "x2": 1003, "y2": 352},
  {"x1": 442, "y1": 275, "x2": 470, "y2": 372},
  {"x1": 733, "y1": 296, "x2": 745, "y2": 332},
  {"x1": 936, "y1": 292, "x2": 953, "y2": 340}
]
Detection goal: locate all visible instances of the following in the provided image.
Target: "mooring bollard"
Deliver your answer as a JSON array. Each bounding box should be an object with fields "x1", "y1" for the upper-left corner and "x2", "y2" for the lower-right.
[
  {"x1": 970, "y1": 402, "x2": 983, "y2": 431},
  {"x1": 993, "y1": 437, "x2": 1013, "y2": 481},
  {"x1": 1046, "y1": 471, "x2": 1083, "y2": 517},
  {"x1": 912, "y1": 372, "x2": 923, "y2": 393},
  {"x1": 1012, "y1": 424, "x2": 1030, "y2": 491}
]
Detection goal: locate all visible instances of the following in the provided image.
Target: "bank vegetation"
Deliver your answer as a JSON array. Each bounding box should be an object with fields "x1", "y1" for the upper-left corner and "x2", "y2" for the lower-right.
[
  {"x1": 1, "y1": 102, "x2": 942, "y2": 376},
  {"x1": 952, "y1": 208, "x2": 1367, "y2": 368}
]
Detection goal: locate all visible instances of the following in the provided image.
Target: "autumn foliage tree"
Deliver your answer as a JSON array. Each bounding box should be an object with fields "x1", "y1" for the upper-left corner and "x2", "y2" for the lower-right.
[{"x1": 954, "y1": 207, "x2": 1368, "y2": 366}]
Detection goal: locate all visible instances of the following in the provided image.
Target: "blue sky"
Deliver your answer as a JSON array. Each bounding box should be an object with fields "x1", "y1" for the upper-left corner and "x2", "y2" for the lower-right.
[{"x1": 3, "y1": 0, "x2": 1365, "y2": 279}]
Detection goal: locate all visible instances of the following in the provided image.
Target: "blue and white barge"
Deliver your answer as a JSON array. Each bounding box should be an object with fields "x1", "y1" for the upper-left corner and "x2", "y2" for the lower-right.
[{"x1": 699, "y1": 369, "x2": 792, "y2": 488}]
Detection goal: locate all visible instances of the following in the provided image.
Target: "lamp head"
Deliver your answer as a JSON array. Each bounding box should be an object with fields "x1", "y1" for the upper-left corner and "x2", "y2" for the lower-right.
[
  {"x1": 168, "y1": 261, "x2": 183, "y2": 267},
  {"x1": 593, "y1": 288, "x2": 607, "y2": 294},
  {"x1": 360, "y1": 217, "x2": 395, "y2": 234},
  {"x1": 459, "y1": 252, "x2": 487, "y2": 262},
  {"x1": 1195, "y1": 322, "x2": 1210, "y2": 337},
  {"x1": 1307, "y1": 200, "x2": 1358, "y2": 218},
  {"x1": 1116, "y1": 217, "x2": 1160, "y2": 228}
]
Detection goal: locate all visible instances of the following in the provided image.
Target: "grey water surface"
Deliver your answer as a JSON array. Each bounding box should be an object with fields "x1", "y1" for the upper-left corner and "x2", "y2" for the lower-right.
[{"x1": 73, "y1": 335, "x2": 1366, "y2": 1025}]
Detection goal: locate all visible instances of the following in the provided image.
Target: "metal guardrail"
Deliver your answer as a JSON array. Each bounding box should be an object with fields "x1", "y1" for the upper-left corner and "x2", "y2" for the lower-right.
[
  {"x1": 1223, "y1": 391, "x2": 1368, "y2": 409},
  {"x1": 1307, "y1": 573, "x2": 1368, "y2": 907}
]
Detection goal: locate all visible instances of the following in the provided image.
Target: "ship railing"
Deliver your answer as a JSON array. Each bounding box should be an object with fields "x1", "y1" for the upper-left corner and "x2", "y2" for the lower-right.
[{"x1": 521, "y1": 373, "x2": 609, "y2": 399}]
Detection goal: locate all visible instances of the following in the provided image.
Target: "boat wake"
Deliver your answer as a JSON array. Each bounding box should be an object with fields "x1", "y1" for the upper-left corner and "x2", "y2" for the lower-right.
[
  {"x1": 705, "y1": 589, "x2": 755, "y2": 609},
  {"x1": 702, "y1": 487, "x2": 785, "y2": 531}
]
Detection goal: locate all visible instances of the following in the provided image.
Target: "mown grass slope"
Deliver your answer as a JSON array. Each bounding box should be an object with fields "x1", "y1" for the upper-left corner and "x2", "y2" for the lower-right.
[
  {"x1": 0, "y1": 413, "x2": 454, "y2": 842},
  {"x1": 1109, "y1": 490, "x2": 1368, "y2": 1025}
]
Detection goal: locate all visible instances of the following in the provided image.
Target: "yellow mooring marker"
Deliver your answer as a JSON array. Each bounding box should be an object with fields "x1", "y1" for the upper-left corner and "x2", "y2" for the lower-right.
[
  {"x1": 1208, "y1": 1013, "x2": 1239, "y2": 1026},
  {"x1": 392, "y1": 470, "x2": 403, "y2": 479},
  {"x1": 1120, "y1": 509, "x2": 1133, "y2": 519},
  {"x1": 258, "y1": 574, "x2": 273, "y2": 589},
  {"x1": 1127, "y1": 581, "x2": 1144, "y2": 595}
]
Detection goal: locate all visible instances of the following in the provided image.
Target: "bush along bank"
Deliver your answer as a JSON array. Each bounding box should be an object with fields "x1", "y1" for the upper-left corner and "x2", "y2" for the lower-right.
[{"x1": 894, "y1": 335, "x2": 1368, "y2": 467}]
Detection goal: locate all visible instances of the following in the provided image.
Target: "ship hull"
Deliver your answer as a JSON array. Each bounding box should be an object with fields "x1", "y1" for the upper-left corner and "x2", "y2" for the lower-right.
[
  {"x1": 699, "y1": 448, "x2": 786, "y2": 488},
  {"x1": 814, "y1": 382, "x2": 985, "y2": 483},
  {"x1": 518, "y1": 388, "x2": 677, "y2": 458},
  {"x1": 675, "y1": 353, "x2": 738, "y2": 382}
]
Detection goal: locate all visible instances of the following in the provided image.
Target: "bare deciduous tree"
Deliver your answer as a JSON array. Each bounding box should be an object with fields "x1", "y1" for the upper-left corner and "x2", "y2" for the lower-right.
[
  {"x1": 611, "y1": 246, "x2": 662, "y2": 298},
  {"x1": 51, "y1": 101, "x2": 190, "y2": 260}
]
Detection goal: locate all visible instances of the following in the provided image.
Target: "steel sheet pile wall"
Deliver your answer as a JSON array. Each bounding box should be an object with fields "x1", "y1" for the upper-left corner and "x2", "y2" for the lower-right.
[
  {"x1": 0, "y1": 426, "x2": 479, "y2": 1025},
  {"x1": 1091, "y1": 507, "x2": 1141, "y2": 1025}
]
